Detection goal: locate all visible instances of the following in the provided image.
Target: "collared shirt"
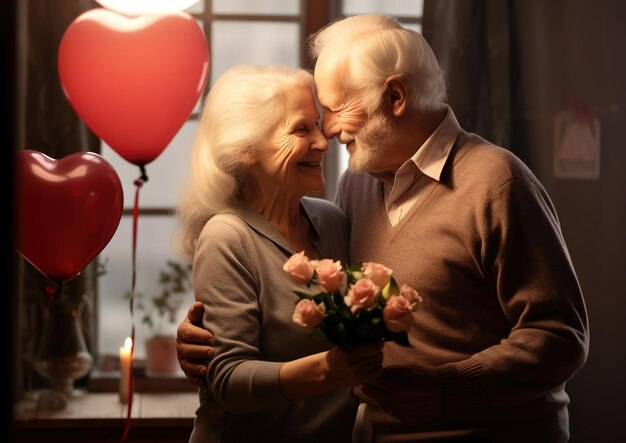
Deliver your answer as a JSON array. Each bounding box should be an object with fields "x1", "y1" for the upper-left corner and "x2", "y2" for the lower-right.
[{"x1": 384, "y1": 105, "x2": 461, "y2": 225}]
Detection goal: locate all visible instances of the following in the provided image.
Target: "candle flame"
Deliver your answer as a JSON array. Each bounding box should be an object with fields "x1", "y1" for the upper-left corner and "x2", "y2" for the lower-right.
[{"x1": 124, "y1": 336, "x2": 133, "y2": 350}]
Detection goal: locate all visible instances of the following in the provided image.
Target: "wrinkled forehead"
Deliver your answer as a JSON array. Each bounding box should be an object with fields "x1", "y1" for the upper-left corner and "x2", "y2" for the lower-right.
[
  {"x1": 314, "y1": 48, "x2": 348, "y2": 108},
  {"x1": 284, "y1": 84, "x2": 320, "y2": 118}
]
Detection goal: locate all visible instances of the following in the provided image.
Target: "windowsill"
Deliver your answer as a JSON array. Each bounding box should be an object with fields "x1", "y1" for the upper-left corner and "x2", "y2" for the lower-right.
[
  {"x1": 14, "y1": 390, "x2": 198, "y2": 429},
  {"x1": 87, "y1": 369, "x2": 197, "y2": 393}
]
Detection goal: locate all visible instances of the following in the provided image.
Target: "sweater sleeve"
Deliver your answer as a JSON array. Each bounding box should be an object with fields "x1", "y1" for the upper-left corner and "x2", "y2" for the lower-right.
[
  {"x1": 438, "y1": 175, "x2": 589, "y2": 412},
  {"x1": 194, "y1": 219, "x2": 287, "y2": 413}
]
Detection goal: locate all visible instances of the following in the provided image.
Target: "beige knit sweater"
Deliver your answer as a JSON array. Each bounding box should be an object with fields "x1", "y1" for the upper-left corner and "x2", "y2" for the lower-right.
[{"x1": 336, "y1": 131, "x2": 589, "y2": 442}]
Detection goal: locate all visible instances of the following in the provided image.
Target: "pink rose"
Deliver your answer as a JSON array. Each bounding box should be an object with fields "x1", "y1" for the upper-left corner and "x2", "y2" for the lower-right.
[
  {"x1": 399, "y1": 284, "x2": 422, "y2": 311},
  {"x1": 314, "y1": 259, "x2": 345, "y2": 292},
  {"x1": 383, "y1": 295, "x2": 414, "y2": 333},
  {"x1": 344, "y1": 278, "x2": 379, "y2": 313},
  {"x1": 283, "y1": 251, "x2": 315, "y2": 284},
  {"x1": 292, "y1": 299, "x2": 325, "y2": 328},
  {"x1": 362, "y1": 262, "x2": 393, "y2": 288}
]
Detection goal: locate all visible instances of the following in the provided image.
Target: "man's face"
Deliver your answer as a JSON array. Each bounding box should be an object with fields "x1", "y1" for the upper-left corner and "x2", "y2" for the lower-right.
[{"x1": 315, "y1": 57, "x2": 396, "y2": 173}]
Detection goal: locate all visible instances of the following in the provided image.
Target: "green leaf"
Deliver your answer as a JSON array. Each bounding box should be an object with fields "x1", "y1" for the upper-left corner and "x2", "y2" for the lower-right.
[
  {"x1": 345, "y1": 263, "x2": 363, "y2": 284},
  {"x1": 120, "y1": 259, "x2": 193, "y2": 335},
  {"x1": 381, "y1": 276, "x2": 400, "y2": 301},
  {"x1": 293, "y1": 290, "x2": 330, "y2": 304},
  {"x1": 142, "y1": 315, "x2": 153, "y2": 328},
  {"x1": 346, "y1": 263, "x2": 362, "y2": 273},
  {"x1": 293, "y1": 290, "x2": 314, "y2": 300}
]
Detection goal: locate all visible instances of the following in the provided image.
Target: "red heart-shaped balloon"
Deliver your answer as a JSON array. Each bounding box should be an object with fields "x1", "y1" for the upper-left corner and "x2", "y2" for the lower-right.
[
  {"x1": 58, "y1": 9, "x2": 209, "y2": 166},
  {"x1": 14, "y1": 150, "x2": 124, "y2": 284}
]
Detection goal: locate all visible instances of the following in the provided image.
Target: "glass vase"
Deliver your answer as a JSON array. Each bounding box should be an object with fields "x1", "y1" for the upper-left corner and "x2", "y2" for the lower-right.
[{"x1": 33, "y1": 295, "x2": 93, "y2": 410}]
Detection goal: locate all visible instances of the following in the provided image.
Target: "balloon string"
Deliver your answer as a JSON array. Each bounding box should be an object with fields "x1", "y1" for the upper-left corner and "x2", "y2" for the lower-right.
[{"x1": 120, "y1": 166, "x2": 148, "y2": 443}]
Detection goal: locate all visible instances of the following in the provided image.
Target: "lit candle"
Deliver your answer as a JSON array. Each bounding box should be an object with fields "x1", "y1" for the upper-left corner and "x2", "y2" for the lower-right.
[{"x1": 119, "y1": 336, "x2": 133, "y2": 403}]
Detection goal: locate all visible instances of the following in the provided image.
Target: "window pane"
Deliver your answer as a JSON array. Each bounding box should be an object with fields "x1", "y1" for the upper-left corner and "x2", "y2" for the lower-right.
[
  {"x1": 192, "y1": 93, "x2": 203, "y2": 115},
  {"x1": 186, "y1": 0, "x2": 205, "y2": 14},
  {"x1": 213, "y1": 0, "x2": 300, "y2": 15},
  {"x1": 193, "y1": 18, "x2": 206, "y2": 116},
  {"x1": 97, "y1": 216, "x2": 194, "y2": 360},
  {"x1": 210, "y1": 21, "x2": 300, "y2": 84},
  {"x1": 402, "y1": 23, "x2": 423, "y2": 34},
  {"x1": 100, "y1": 120, "x2": 198, "y2": 208},
  {"x1": 338, "y1": 143, "x2": 349, "y2": 178},
  {"x1": 342, "y1": 0, "x2": 424, "y2": 16}
]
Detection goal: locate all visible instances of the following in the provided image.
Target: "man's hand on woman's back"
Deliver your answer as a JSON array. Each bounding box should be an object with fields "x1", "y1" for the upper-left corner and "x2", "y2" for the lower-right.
[{"x1": 177, "y1": 301, "x2": 214, "y2": 387}]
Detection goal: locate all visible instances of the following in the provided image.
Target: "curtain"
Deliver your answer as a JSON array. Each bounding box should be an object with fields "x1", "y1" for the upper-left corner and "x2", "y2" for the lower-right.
[
  {"x1": 19, "y1": 0, "x2": 99, "y2": 154},
  {"x1": 423, "y1": 0, "x2": 513, "y2": 152}
]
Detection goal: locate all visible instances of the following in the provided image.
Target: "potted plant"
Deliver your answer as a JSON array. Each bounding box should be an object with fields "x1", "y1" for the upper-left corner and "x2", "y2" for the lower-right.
[{"x1": 124, "y1": 260, "x2": 193, "y2": 375}]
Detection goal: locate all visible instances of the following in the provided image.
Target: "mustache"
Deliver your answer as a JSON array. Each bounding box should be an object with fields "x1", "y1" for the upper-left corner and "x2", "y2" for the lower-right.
[{"x1": 338, "y1": 132, "x2": 354, "y2": 144}]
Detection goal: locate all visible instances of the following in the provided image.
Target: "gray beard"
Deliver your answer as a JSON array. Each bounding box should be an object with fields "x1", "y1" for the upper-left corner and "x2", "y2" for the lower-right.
[{"x1": 348, "y1": 111, "x2": 396, "y2": 173}]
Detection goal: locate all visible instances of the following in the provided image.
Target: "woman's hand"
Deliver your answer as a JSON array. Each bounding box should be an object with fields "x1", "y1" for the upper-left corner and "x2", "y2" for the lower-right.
[
  {"x1": 323, "y1": 342, "x2": 385, "y2": 388},
  {"x1": 278, "y1": 342, "x2": 384, "y2": 400}
]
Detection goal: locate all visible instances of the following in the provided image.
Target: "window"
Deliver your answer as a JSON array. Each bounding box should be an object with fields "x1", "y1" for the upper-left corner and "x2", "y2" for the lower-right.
[
  {"x1": 97, "y1": 0, "x2": 305, "y2": 366},
  {"x1": 96, "y1": 0, "x2": 423, "y2": 378}
]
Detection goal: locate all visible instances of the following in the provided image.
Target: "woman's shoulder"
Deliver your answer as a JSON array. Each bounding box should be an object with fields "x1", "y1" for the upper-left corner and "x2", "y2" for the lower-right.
[{"x1": 197, "y1": 211, "x2": 250, "y2": 246}]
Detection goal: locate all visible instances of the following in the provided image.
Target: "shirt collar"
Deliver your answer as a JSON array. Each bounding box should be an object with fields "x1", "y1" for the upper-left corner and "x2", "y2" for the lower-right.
[{"x1": 408, "y1": 104, "x2": 460, "y2": 182}]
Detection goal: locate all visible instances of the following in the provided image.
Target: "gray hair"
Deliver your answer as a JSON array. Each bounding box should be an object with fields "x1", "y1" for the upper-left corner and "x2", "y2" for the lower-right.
[
  {"x1": 174, "y1": 65, "x2": 314, "y2": 261},
  {"x1": 309, "y1": 14, "x2": 446, "y2": 112}
]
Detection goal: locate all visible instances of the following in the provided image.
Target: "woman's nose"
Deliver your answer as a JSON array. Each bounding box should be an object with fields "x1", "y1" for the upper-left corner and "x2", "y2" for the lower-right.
[{"x1": 311, "y1": 129, "x2": 329, "y2": 152}]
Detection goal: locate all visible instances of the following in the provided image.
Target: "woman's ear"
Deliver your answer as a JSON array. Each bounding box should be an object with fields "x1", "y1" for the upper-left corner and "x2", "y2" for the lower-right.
[{"x1": 385, "y1": 75, "x2": 407, "y2": 117}]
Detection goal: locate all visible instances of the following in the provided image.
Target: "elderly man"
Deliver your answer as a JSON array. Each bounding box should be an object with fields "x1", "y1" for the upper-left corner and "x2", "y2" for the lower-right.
[{"x1": 176, "y1": 14, "x2": 589, "y2": 442}]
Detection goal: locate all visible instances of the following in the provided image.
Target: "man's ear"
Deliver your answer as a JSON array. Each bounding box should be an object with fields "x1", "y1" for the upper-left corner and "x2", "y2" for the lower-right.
[
  {"x1": 385, "y1": 75, "x2": 407, "y2": 117},
  {"x1": 241, "y1": 149, "x2": 257, "y2": 165}
]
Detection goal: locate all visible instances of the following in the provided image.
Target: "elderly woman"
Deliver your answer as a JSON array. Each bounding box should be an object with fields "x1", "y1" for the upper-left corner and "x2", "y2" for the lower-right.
[{"x1": 175, "y1": 65, "x2": 383, "y2": 442}]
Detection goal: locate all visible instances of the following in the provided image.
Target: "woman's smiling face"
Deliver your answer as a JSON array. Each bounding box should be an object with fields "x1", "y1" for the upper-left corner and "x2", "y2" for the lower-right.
[{"x1": 250, "y1": 85, "x2": 329, "y2": 196}]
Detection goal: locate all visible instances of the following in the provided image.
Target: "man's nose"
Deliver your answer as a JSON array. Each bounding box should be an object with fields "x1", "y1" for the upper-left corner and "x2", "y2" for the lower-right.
[{"x1": 322, "y1": 112, "x2": 339, "y2": 139}]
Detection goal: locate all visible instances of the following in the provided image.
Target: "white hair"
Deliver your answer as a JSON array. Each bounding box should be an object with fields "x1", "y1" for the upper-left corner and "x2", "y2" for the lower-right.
[
  {"x1": 174, "y1": 65, "x2": 314, "y2": 261},
  {"x1": 309, "y1": 14, "x2": 446, "y2": 112}
]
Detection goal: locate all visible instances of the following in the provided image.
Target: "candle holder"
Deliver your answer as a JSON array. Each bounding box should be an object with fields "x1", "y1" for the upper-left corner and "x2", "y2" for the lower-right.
[{"x1": 33, "y1": 294, "x2": 93, "y2": 410}]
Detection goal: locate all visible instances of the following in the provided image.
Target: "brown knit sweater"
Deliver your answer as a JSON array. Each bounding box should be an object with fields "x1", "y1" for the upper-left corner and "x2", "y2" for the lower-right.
[{"x1": 336, "y1": 131, "x2": 589, "y2": 442}]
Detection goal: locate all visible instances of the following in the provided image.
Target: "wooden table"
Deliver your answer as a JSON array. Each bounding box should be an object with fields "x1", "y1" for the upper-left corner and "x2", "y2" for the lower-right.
[{"x1": 14, "y1": 391, "x2": 198, "y2": 442}]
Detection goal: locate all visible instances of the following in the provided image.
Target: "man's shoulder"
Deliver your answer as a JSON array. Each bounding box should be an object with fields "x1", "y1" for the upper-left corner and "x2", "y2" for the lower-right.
[
  {"x1": 337, "y1": 170, "x2": 377, "y2": 193},
  {"x1": 453, "y1": 133, "x2": 534, "y2": 185},
  {"x1": 335, "y1": 171, "x2": 379, "y2": 214}
]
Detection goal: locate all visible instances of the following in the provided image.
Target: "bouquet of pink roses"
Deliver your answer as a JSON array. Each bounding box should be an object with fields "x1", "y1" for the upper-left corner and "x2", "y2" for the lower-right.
[{"x1": 283, "y1": 251, "x2": 422, "y2": 347}]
